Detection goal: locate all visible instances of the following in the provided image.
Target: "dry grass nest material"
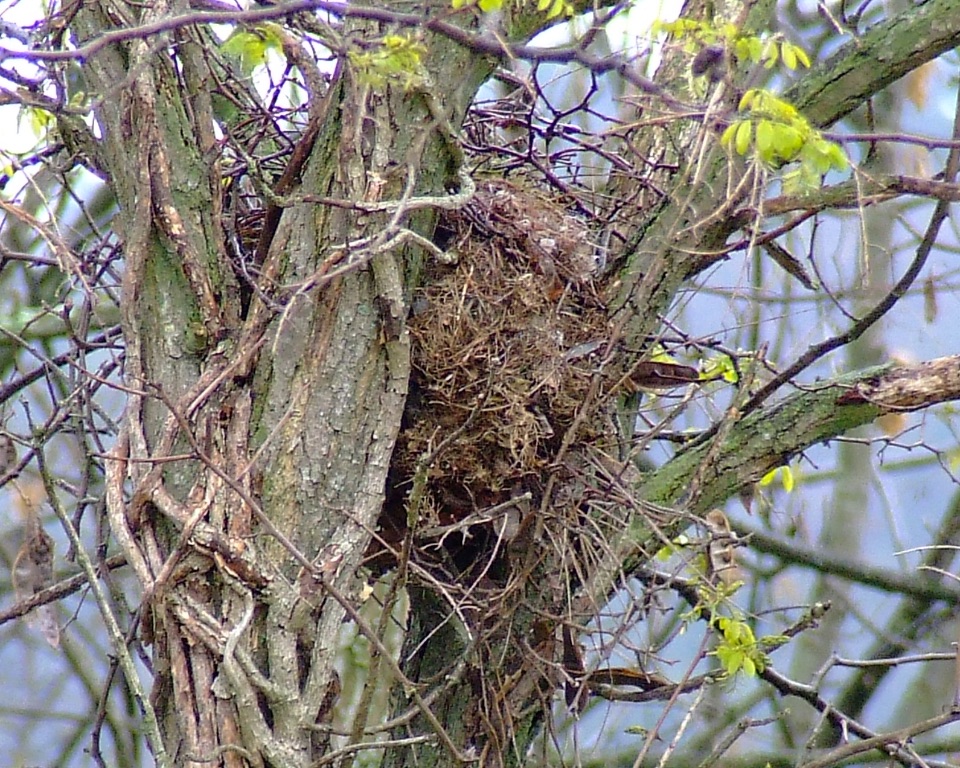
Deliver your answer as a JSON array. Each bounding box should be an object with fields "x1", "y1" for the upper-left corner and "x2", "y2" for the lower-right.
[{"x1": 397, "y1": 179, "x2": 612, "y2": 498}]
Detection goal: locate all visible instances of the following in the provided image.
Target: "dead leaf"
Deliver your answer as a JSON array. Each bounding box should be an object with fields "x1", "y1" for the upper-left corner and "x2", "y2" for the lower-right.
[
  {"x1": 627, "y1": 361, "x2": 700, "y2": 393},
  {"x1": 762, "y1": 241, "x2": 819, "y2": 290},
  {"x1": 904, "y1": 61, "x2": 936, "y2": 110},
  {"x1": 704, "y1": 509, "x2": 743, "y2": 587},
  {"x1": 12, "y1": 512, "x2": 60, "y2": 649},
  {"x1": 924, "y1": 275, "x2": 938, "y2": 324},
  {"x1": 0, "y1": 434, "x2": 16, "y2": 476}
]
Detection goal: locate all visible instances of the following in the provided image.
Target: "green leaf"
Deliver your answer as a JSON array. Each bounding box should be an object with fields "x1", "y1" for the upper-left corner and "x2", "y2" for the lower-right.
[
  {"x1": 782, "y1": 42, "x2": 810, "y2": 69},
  {"x1": 773, "y1": 125, "x2": 804, "y2": 161},
  {"x1": 650, "y1": 344, "x2": 680, "y2": 365},
  {"x1": 782, "y1": 166, "x2": 820, "y2": 195},
  {"x1": 718, "y1": 23, "x2": 738, "y2": 40},
  {"x1": 760, "y1": 465, "x2": 795, "y2": 491},
  {"x1": 220, "y1": 26, "x2": 282, "y2": 75},
  {"x1": 545, "y1": 0, "x2": 571, "y2": 18},
  {"x1": 700, "y1": 354, "x2": 739, "y2": 384},
  {"x1": 656, "y1": 19, "x2": 703, "y2": 38},
  {"x1": 717, "y1": 645, "x2": 744, "y2": 675},
  {"x1": 735, "y1": 121, "x2": 752, "y2": 155},
  {"x1": 349, "y1": 34, "x2": 428, "y2": 91},
  {"x1": 781, "y1": 465, "x2": 795, "y2": 492},
  {"x1": 720, "y1": 122, "x2": 739, "y2": 148},
  {"x1": 824, "y1": 142, "x2": 849, "y2": 171},
  {"x1": 799, "y1": 137, "x2": 848, "y2": 175},
  {"x1": 21, "y1": 106, "x2": 54, "y2": 143},
  {"x1": 780, "y1": 169, "x2": 802, "y2": 196},
  {"x1": 723, "y1": 619, "x2": 742, "y2": 642},
  {"x1": 221, "y1": 31, "x2": 266, "y2": 73},
  {"x1": 713, "y1": 616, "x2": 766, "y2": 678},
  {"x1": 745, "y1": 37, "x2": 764, "y2": 62},
  {"x1": 763, "y1": 40, "x2": 779, "y2": 68},
  {"x1": 755, "y1": 120, "x2": 776, "y2": 163},
  {"x1": 781, "y1": 43, "x2": 797, "y2": 70},
  {"x1": 799, "y1": 163, "x2": 823, "y2": 189},
  {"x1": 745, "y1": 90, "x2": 798, "y2": 123}
]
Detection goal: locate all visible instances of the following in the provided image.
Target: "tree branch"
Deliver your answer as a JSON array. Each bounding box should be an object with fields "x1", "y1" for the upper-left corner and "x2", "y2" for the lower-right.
[
  {"x1": 650, "y1": 354, "x2": 960, "y2": 511},
  {"x1": 739, "y1": 524, "x2": 960, "y2": 603},
  {"x1": 787, "y1": 0, "x2": 960, "y2": 127},
  {"x1": 578, "y1": 355, "x2": 960, "y2": 608},
  {"x1": 760, "y1": 666, "x2": 960, "y2": 768},
  {"x1": 727, "y1": 174, "x2": 960, "y2": 234}
]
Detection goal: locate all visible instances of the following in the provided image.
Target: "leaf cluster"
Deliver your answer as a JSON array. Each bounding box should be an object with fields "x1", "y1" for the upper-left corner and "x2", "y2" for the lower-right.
[
  {"x1": 721, "y1": 89, "x2": 848, "y2": 192},
  {"x1": 712, "y1": 615, "x2": 769, "y2": 678},
  {"x1": 656, "y1": 17, "x2": 847, "y2": 191},
  {"x1": 348, "y1": 34, "x2": 428, "y2": 91},
  {"x1": 220, "y1": 24, "x2": 284, "y2": 75},
  {"x1": 452, "y1": 0, "x2": 504, "y2": 12},
  {"x1": 532, "y1": 0, "x2": 575, "y2": 20},
  {"x1": 699, "y1": 352, "x2": 740, "y2": 384},
  {"x1": 451, "y1": 0, "x2": 574, "y2": 19},
  {"x1": 655, "y1": 19, "x2": 811, "y2": 71}
]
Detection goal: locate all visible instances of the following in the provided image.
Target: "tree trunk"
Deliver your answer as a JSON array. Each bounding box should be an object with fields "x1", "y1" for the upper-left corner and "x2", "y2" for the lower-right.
[{"x1": 74, "y1": 1, "x2": 493, "y2": 764}]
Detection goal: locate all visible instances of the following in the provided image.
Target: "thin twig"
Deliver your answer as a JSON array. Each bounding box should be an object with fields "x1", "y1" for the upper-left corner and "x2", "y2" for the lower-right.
[{"x1": 35, "y1": 444, "x2": 170, "y2": 768}]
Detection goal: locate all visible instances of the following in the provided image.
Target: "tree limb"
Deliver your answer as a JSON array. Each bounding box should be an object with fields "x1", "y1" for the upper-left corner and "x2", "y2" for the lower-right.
[
  {"x1": 579, "y1": 355, "x2": 960, "y2": 608},
  {"x1": 650, "y1": 354, "x2": 960, "y2": 511},
  {"x1": 739, "y1": 524, "x2": 960, "y2": 603}
]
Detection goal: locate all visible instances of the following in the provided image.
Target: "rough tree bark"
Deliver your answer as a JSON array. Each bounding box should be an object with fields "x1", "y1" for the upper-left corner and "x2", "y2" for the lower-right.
[{"x1": 39, "y1": 0, "x2": 960, "y2": 766}]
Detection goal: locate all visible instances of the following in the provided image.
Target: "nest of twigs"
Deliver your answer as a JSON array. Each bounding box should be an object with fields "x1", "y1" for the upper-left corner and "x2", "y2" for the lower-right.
[{"x1": 392, "y1": 179, "x2": 612, "y2": 513}]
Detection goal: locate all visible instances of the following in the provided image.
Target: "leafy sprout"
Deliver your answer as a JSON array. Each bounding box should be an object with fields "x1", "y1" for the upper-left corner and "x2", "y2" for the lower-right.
[{"x1": 349, "y1": 35, "x2": 429, "y2": 91}]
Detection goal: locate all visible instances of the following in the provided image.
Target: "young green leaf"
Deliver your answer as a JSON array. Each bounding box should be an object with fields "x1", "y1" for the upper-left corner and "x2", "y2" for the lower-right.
[
  {"x1": 721, "y1": 122, "x2": 740, "y2": 148},
  {"x1": 783, "y1": 42, "x2": 811, "y2": 68},
  {"x1": 763, "y1": 41, "x2": 779, "y2": 68},
  {"x1": 700, "y1": 354, "x2": 739, "y2": 384},
  {"x1": 755, "y1": 120, "x2": 775, "y2": 163},
  {"x1": 773, "y1": 125, "x2": 804, "y2": 161},
  {"x1": 782, "y1": 42, "x2": 797, "y2": 70},
  {"x1": 760, "y1": 465, "x2": 795, "y2": 492},
  {"x1": 735, "y1": 121, "x2": 753, "y2": 155},
  {"x1": 220, "y1": 26, "x2": 282, "y2": 75}
]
